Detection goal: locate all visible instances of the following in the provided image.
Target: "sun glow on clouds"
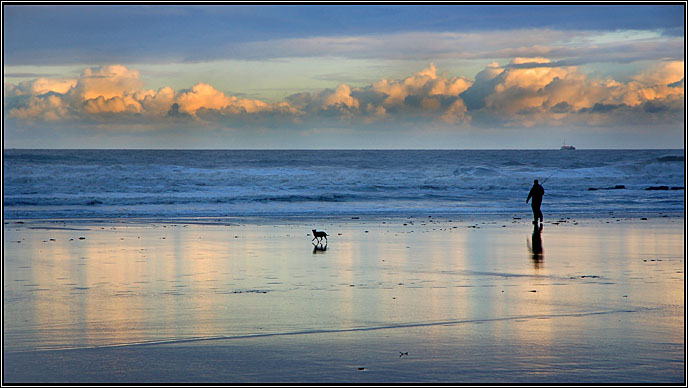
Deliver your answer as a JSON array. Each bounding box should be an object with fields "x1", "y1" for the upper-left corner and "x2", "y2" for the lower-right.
[{"x1": 4, "y1": 60, "x2": 684, "y2": 130}]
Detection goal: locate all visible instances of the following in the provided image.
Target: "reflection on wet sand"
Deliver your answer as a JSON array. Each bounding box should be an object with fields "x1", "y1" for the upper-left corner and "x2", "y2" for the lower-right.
[
  {"x1": 312, "y1": 242, "x2": 327, "y2": 253},
  {"x1": 528, "y1": 223, "x2": 544, "y2": 269}
]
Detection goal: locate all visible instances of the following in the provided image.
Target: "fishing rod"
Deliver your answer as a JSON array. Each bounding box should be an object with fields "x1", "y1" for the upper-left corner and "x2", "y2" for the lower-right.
[{"x1": 541, "y1": 171, "x2": 556, "y2": 186}]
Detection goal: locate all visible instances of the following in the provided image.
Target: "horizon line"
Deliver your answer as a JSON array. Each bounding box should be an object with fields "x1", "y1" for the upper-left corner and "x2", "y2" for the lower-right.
[{"x1": 2, "y1": 147, "x2": 685, "y2": 151}]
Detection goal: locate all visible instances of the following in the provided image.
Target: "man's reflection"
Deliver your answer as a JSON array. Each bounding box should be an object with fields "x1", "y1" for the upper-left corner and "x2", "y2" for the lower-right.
[{"x1": 527, "y1": 223, "x2": 544, "y2": 268}]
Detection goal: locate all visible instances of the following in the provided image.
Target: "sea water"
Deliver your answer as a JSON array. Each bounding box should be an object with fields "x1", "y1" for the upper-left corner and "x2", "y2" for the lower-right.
[{"x1": 3, "y1": 149, "x2": 685, "y2": 219}]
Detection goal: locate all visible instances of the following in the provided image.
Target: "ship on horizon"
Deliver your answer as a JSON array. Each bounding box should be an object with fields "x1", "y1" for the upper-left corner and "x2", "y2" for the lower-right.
[{"x1": 560, "y1": 140, "x2": 576, "y2": 150}]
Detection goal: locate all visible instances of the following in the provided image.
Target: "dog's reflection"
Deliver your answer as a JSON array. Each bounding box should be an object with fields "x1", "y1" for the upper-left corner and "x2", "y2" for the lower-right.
[
  {"x1": 527, "y1": 223, "x2": 544, "y2": 268},
  {"x1": 312, "y1": 242, "x2": 328, "y2": 254}
]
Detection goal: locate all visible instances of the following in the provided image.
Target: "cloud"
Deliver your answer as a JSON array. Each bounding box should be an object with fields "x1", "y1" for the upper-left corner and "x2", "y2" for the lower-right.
[
  {"x1": 7, "y1": 28, "x2": 682, "y2": 66},
  {"x1": 73, "y1": 65, "x2": 143, "y2": 100},
  {"x1": 324, "y1": 84, "x2": 360, "y2": 110},
  {"x1": 281, "y1": 64, "x2": 473, "y2": 125},
  {"x1": 635, "y1": 60, "x2": 684, "y2": 85},
  {"x1": 140, "y1": 86, "x2": 177, "y2": 116},
  {"x1": 4, "y1": 65, "x2": 291, "y2": 124},
  {"x1": 221, "y1": 29, "x2": 684, "y2": 66},
  {"x1": 176, "y1": 83, "x2": 232, "y2": 113},
  {"x1": 458, "y1": 58, "x2": 684, "y2": 128},
  {"x1": 4, "y1": 61, "x2": 684, "y2": 131},
  {"x1": 7, "y1": 94, "x2": 71, "y2": 121},
  {"x1": 4, "y1": 5, "x2": 684, "y2": 66},
  {"x1": 4, "y1": 77, "x2": 77, "y2": 97},
  {"x1": 370, "y1": 63, "x2": 472, "y2": 125}
]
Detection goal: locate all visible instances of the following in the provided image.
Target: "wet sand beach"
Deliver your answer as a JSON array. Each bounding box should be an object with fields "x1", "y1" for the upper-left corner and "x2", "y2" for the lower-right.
[{"x1": 3, "y1": 214, "x2": 684, "y2": 383}]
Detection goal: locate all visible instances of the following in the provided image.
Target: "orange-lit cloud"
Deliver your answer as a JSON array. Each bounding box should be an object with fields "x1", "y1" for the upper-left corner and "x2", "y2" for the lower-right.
[
  {"x1": 138, "y1": 86, "x2": 176, "y2": 116},
  {"x1": 176, "y1": 83, "x2": 232, "y2": 113},
  {"x1": 7, "y1": 94, "x2": 70, "y2": 121},
  {"x1": 462, "y1": 58, "x2": 684, "y2": 127},
  {"x1": 373, "y1": 63, "x2": 471, "y2": 108},
  {"x1": 5, "y1": 65, "x2": 290, "y2": 122},
  {"x1": 74, "y1": 65, "x2": 143, "y2": 100},
  {"x1": 4, "y1": 61, "x2": 684, "y2": 129},
  {"x1": 324, "y1": 84, "x2": 360, "y2": 110}
]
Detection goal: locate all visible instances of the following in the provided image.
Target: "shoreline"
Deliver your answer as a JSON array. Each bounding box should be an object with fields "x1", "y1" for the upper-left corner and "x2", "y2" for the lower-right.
[{"x1": 4, "y1": 210, "x2": 684, "y2": 225}]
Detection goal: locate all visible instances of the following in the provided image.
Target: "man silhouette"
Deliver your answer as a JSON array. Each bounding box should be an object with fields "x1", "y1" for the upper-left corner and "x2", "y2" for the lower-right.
[{"x1": 526, "y1": 179, "x2": 545, "y2": 225}]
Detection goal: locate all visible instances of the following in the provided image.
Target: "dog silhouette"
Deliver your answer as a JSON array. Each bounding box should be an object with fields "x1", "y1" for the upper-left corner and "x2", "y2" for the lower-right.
[{"x1": 312, "y1": 229, "x2": 328, "y2": 244}]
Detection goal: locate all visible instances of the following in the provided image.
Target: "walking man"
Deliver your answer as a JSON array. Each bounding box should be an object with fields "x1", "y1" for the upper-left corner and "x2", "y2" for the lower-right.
[{"x1": 526, "y1": 179, "x2": 545, "y2": 225}]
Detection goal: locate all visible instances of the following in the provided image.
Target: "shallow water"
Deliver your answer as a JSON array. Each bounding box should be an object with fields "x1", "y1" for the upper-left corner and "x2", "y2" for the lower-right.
[{"x1": 2, "y1": 215, "x2": 685, "y2": 382}]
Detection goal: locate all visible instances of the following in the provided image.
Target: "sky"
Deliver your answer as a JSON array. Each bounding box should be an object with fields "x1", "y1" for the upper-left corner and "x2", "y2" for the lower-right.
[{"x1": 3, "y1": 4, "x2": 685, "y2": 149}]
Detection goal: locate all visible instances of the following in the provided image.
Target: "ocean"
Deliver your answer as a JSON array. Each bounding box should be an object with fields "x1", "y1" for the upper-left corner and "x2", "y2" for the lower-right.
[{"x1": 3, "y1": 149, "x2": 685, "y2": 219}]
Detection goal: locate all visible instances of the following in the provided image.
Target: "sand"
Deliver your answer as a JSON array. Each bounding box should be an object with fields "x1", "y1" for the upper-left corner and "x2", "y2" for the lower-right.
[{"x1": 2, "y1": 213, "x2": 685, "y2": 383}]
